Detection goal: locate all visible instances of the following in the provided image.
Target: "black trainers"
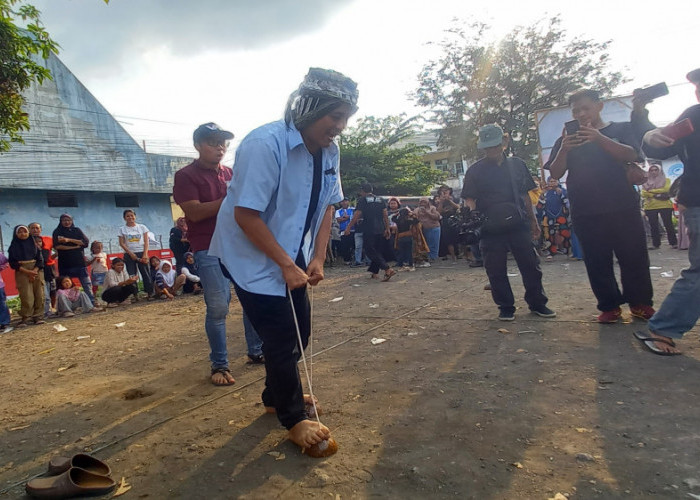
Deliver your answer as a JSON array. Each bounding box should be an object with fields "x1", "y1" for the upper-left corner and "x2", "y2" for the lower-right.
[
  {"x1": 498, "y1": 310, "x2": 515, "y2": 321},
  {"x1": 531, "y1": 305, "x2": 556, "y2": 318}
]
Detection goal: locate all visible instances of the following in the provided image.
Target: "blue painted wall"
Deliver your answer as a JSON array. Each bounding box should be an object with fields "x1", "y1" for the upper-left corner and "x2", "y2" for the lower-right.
[{"x1": 0, "y1": 189, "x2": 173, "y2": 254}]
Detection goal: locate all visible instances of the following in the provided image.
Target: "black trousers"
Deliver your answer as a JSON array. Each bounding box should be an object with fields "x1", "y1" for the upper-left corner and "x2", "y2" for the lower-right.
[
  {"x1": 573, "y1": 208, "x2": 653, "y2": 311},
  {"x1": 339, "y1": 234, "x2": 355, "y2": 262},
  {"x1": 645, "y1": 208, "x2": 678, "y2": 248},
  {"x1": 232, "y1": 280, "x2": 310, "y2": 430},
  {"x1": 123, "y1": 252, "x2": 153, "y2": 295},
  {"x1": 364, "y1": 233, "x2": 390, "y2": 274},
  {"x1": 101, "y1": 284, "x2": 138, "y2": 304},
  {"x1": 480, "y1": 224, "x2": 548, "y2": 314}
]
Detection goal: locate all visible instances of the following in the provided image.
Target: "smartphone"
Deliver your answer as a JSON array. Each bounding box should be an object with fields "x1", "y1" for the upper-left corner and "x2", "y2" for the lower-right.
[
  {"x1": 564, "y1": 120, "x2": 580, "y2": 135},
  {"x1": 663, "y1": 118, "x2": 695, "y2": 141},
  {"x1": 634, "y1": 82, "x2": 669, "y2": 101}
]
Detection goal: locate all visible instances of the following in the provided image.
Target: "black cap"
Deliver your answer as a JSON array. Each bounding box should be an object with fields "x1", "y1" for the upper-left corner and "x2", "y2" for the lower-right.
[
  {"x1": 687, "y1": 68, "x2": 700, "y2": 84},
  {"x1": 193, "y1": 122, "x2": 234, "y2": 144}
]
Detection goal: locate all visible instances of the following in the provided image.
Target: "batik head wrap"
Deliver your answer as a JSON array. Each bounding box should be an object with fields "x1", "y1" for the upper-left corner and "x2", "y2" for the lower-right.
[{"x1": 284, "y1": 67, "x2": 359, "y2": 130}]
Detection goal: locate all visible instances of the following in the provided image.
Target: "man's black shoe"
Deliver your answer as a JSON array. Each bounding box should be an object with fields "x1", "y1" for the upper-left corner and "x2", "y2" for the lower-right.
[
  {"x1": 498, "y1": 310, "x2": 515, "y2": 321},
  {"x1": 530, "y1": 305, "x2": 556, "y2": 318},
  {"x1": 469, "y1": 261, "x2": 484, "y2": 268}
]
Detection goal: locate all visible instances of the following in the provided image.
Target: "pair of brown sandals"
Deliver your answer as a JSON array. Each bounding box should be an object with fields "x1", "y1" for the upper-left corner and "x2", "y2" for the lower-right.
[{"x1": 25, "y1": 454, "x2": 115, "y2": 499}]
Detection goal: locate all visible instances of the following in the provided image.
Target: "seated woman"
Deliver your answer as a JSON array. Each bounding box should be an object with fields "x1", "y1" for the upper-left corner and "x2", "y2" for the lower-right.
[
  {"x1": 56, "y1": 276, "x2": 103, "y2": 317},
  {"x1": 154, "y1": 260, "x2": 186, "y2": 299},
  {"x1": 101, "y1": 258, "x2": 139, "y2": 307},
  {"x1": 180, "y1": 252, "x2": 202, "y2": 294}
]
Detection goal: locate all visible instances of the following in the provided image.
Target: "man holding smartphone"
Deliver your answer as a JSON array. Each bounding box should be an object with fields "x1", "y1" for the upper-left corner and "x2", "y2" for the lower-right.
[
  {"x1": 546, "y1": 90, "x2": 655, "y2": 324},
  {"x1": 634, "y1": 68, "x2": 700, "y2": 355}
]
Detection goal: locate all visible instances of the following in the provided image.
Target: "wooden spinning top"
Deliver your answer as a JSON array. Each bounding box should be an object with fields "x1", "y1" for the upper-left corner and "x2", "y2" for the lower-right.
[{"x1": 305, "y1": 438, "x2": 338, "y2": 458}]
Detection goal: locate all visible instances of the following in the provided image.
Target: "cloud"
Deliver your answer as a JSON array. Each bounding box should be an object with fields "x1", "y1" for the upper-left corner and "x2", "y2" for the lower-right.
[{"x1": 32, "y1": 0, "x2": 355, "y2": 76}]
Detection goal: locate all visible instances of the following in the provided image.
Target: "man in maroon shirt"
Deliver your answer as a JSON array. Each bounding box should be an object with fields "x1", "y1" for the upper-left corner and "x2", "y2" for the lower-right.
[{"x1": 173, "y1": 123, "x2": 263, "y2": 386}]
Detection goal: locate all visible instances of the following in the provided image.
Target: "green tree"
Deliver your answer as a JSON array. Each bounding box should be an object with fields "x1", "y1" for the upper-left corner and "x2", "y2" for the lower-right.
[
  {"x1": 0, "y1": 0, "x2": 59, "y2": 152},
  {"x1": 415, "y1": 16, "x2": 627, "y2": 171},
  {"x1": 339, "y1": 114, "x2": 446, "y2": 197}
]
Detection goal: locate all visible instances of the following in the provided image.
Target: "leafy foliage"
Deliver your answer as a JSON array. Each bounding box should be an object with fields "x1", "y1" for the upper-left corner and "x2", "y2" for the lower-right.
[
  {"x1": 415, "y1": 16, "x2": 627, "y2": 171},
  {"x1": 0, "y1": 0, "x2": 59, "y2": 152},
  {"x1": 339, "y1": 114, "x2": 446, "y2": 197}
]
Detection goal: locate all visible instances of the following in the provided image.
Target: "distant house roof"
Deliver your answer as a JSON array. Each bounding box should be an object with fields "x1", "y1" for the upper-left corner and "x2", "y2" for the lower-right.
[{"x1": 0, "y1": 53, "x2": 191, "y2": 193}]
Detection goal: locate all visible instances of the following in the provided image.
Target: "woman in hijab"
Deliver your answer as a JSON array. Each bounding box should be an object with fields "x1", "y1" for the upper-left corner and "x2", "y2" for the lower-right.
[
  {"x1": 180, "y1": 252, "x2": 202, "y2": 294},
  {"x1": 641, "y1": 161, "x2": 677, "y2": 249},
  {"x1": 169, "y1": 217, "x2": 190, "y2": 273},
  {"x1": 52, "y1": 214, "x2": 95, "y2": 305},
  {"x1": 8, "y1": 225, "x2": 45, "y2": 326},
  {"x1": 154, "y1": 260, "x2": 186, "y2": 299}
]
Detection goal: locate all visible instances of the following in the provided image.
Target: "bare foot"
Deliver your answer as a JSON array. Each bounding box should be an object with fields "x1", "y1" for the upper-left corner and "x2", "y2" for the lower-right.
[
  {"x1": 647, "y1": 331, "x2": 681, "y2": 355},
  {"x1": 265, "y1": 394, "x2": 319, "y2": 414},
  {"x1": 211, "y1": 369, "x2": 235, "y2": 386},
  {"x1": 288, "y1": 419, "x2": 330, "y2": 448}
]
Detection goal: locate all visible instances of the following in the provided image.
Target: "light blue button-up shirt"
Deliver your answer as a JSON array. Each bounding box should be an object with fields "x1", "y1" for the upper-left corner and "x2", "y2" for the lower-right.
[{"x1": 210, "y1": 120, "x2": 344, "y2": 297}]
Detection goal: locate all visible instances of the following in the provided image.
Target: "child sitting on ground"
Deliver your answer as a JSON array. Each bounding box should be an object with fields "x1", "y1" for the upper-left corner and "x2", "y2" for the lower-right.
[
  {"x1": 180, "y1": 252, "x2": 202, "y2": 294},
  {"x1": 86, "y1": 241, "x2": 108, "y2": 300},
  {"x1": 154, "y1": 260, "x2": 186, "y2": 300},
  {"x1": 56, "y1": 276, "x2": 103, "y2": 317}
]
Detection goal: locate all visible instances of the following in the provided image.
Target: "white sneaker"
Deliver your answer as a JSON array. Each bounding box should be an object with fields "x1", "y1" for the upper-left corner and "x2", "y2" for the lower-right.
[
  {"x1": 418, "y1": 262, "x2": 431, "y2": 268},
  {"x1": 407, "y1": 266, "x2": 416, "y2": 272},
  {"x1": 0, "y1": 326, "x2": 13, "y2": 334}
]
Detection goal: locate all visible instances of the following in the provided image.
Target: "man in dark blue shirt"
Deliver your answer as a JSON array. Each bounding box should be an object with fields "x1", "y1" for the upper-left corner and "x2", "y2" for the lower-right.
[
  {"x1": 634, "y1": 68, "x2": 700, "y2": 355},
  {"x1": 335, "y1": 198, "x2": 355, "y2": 263},
  {"x1": 547, "y1": 90, "x2": 655, "y2": 324},
  {"x1": 462, "y1": 124, "x2": 555, "y2": 321}
]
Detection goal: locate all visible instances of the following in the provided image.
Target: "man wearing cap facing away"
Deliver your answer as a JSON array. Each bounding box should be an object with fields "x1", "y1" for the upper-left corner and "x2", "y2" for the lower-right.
[
  {"x1": 461, "y1": 124, "x2": 555, "y2": 322},
  {"x1": 173, "y1": 123, "x2": 264, "y2": 387},
  {"x1": 210, "y1": 68, "x2": 357, "y2": 450},
  {"x1": 633, "y1": 68, "x2": 700, "y2": 355}
]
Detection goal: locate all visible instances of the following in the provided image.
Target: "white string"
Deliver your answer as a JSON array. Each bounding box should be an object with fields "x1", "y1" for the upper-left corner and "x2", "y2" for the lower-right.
[
  {"x1": 309, "y1": 286, "x2": 314, "y2": 391},
  {"x1": 288, "y1": 286, "x2": 322, "y2": 427}
]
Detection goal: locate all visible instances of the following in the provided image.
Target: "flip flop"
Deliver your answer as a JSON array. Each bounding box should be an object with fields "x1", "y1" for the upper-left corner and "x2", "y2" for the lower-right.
[
  {"x1": 47, "y1": 454, "x2": 111, "y2": 476},
  {"x1": 382, "y1": 269, "x2": 396, "y2": 282},
  {"x1": 26, "y1": 467, "x2": 116, "y2": 499},
  {"x1": 633, "y1": 331, "x2": 680, "y2": 356},
  {"x1": 211, "y1": 367, "x2": 235, "y2": 386}
]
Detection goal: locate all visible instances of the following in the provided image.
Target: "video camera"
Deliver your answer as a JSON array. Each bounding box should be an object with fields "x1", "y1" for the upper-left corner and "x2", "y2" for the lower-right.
[{"x1": 446, "y1": 207, "x2": 488, "y2": 245}]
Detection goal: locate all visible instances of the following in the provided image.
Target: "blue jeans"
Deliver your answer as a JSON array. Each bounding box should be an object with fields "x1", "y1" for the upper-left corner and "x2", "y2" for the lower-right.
[
  {"x1": 648, "y1": 207, "x2": 700, "y2": 339},
  {"x1": 243, "y1": 311, "x2": 263, "y2": 357},
  {"x1": 354, "y1": 232, "x2": 364, "y2": 264},
  {"x1": 195, "y1": 250, "x2": 232, "y2": 370},
  {"x1": 0, "y1": 288, "x2": 10, "y2": 326},
  {"x1": 570, "y1": 229, "x2": 583, "y2": 259},
  {"x1": 422, "y1": 226, "x2": 441, "y2": 260},
  {"x1": 59, "y1": 266, "x2": 95, "y2": 305}
]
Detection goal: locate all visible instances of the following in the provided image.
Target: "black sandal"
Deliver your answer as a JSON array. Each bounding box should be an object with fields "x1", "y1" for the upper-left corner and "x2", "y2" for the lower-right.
[
  {"x1": 210, "y1": 367, "x2": 235, "y2": 386},
  {"x1": 247, "y1": 354, "x2": 265, "y2": 364}
]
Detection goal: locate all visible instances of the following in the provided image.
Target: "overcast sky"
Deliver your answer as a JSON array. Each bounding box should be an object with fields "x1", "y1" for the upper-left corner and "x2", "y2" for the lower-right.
[{"x1": 31, "y1": 0, "x2": 699, "y2": 162}]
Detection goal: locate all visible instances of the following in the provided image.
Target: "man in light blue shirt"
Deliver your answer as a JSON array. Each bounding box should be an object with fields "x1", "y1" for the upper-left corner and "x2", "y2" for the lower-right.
[
  {"x1": 210, "y1": 68, "x2": 358, "y2": 452},
  {"x1": 335, "y1": 198, "x2": 355, "y2": 263}
]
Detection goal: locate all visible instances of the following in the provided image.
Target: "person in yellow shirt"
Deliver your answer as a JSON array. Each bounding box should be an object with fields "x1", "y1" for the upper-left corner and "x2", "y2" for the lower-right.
[{"x1": 641, "y1": 161, "x2": 678, "y2": 249}]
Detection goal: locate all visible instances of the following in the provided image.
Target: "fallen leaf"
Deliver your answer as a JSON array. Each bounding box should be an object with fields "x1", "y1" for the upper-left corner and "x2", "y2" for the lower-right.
[
  {"x1": 228, "y1": 420, "x2": 235, "y2": 426},
  {"x1": 328, "y1": 297, "x2": 344, "y2": 303},
  {"x1": 275, "y1": 453, "x2": 286, "y2": 461},
  {"x1": 370, "y1": 338, "x2": 387, "y2": 345},
  {"x1": 516, "y1": 348, "x2": 527, "y2": 353},
  {"x1": 576, "y1": 427, "x2": 591, "y2": 433},
  {"x1": 114, "y1": 322, "x2": 126, "y2": 328},
  {"x1": 512, "y1": 462, "x2": 523, "y2": 469},
  {"x1": 53, "y1": 324, "x2": 68, "y2": 332},
  {"x1": 57, "y1": 363, "x2": 77, "y2": 372},
  {"x1": 90, "y1": 339, "x2": 96, "y2": 344},
  {"x1": 37, "y1": 348, "x2": 55, "y2": 355},
  {"x1": 267, "y1": 451, "x2": 281, "y2": 458},
  {"x1": 112, "y1": 477, "x2": 131, "y2": 497},
  {"x1": 497, "y1": 328, "x2": 510, "y2": 334},
  {"x1": 9, "y1": 424, "x2": 30, "y2": 431}
]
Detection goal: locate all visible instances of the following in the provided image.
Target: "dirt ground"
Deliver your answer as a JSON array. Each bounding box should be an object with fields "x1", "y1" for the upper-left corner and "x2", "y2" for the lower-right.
[{"x1": 1, "y1": 246, "x2": 699, "y2": 499}]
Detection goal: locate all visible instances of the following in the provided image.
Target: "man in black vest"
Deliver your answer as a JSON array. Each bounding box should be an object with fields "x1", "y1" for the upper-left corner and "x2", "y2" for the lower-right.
[{"x1": 461, "y1": 124, "x2": 555, "y2": 321}]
